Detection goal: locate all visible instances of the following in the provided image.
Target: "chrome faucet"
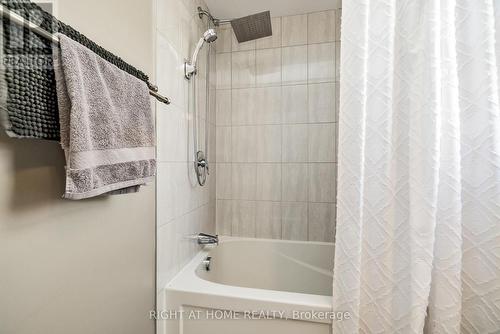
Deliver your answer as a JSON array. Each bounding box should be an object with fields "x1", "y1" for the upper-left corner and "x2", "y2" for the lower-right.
[{"x1": 196, "y1": 233, "x2": 218, "y2": 245}]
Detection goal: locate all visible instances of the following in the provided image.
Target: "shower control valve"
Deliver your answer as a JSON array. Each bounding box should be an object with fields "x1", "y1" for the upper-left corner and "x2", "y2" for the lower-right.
[{"x1": 197, "y1": 158, "x2": 208, "y2": 168}]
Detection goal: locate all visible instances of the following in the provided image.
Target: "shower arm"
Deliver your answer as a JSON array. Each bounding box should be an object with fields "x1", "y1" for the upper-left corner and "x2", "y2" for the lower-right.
[
  {"x1": 214, "y1": 19, "x2": 232, "y2": 25},
  {"x1": 197, "y1": 7, "x2": 232, "y2": 26},
  {"x1": 213, "y1": 18, "x2": 232, "y2": 25}
]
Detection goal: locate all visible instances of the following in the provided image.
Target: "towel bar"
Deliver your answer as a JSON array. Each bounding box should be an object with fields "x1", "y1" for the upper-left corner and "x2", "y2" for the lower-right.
[{"x1": 0, "y1": 4, "x2": 171, "y2": 105}]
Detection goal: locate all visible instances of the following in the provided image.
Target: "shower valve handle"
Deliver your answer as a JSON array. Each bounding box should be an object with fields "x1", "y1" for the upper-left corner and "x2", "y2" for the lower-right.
[
  {"x1": 199, "y1": 159, "x2": 209, "y2": 175},
  {"x1": 197, "y1": 159, "x2": 207, "y2": 168}
]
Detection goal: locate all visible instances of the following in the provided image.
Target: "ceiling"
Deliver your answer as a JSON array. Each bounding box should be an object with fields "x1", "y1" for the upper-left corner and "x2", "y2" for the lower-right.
[{"x1": 204, "y1": 0, "x2": 340, "y2": 19}]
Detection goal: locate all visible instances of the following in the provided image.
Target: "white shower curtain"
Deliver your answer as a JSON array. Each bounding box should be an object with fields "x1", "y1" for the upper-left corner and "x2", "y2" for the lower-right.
[{"x1": 333, "y1": 0, "x2": 500, "y2": 333}]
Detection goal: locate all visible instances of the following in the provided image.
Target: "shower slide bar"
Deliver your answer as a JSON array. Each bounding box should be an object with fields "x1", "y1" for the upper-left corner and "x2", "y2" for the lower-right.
[{"x1": 0, "y1": 4, "x2": 171, "y2": 105}]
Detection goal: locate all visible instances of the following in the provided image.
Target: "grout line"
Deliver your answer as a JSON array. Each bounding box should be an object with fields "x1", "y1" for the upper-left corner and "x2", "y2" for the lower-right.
[
  {"x1": 214, "y1": 198, "x2": 337, "y2": 205},
  {"x1": 279, "y1": 59, "x2": 284, "y2": 240},
  {"x1": 220, "y1": 121, "x2": 337, "y2": 128},
  {"x1": 215, "y1": 79, "x2": 340, "y2": 92},
  {"x1": 216, "y1": 40, "x2": 339, "y2": 54},
  {"x1": 214, "y1": 162, "x2": 338, "y2": 165},
  {"x1": 228, "y1": 35, "x2": 233, "y2": 238}
]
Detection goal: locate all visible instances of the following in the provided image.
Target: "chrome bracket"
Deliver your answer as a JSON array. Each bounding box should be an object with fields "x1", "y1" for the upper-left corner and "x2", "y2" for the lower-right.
[{"x1": 185, "y1": 61, "x2": 196, "y2": 80}]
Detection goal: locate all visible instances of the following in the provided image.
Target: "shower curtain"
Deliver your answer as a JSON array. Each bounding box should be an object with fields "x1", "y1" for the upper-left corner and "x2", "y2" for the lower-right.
[{"x1": 333, "y1": 0, "x2": 500, "y2": 333}]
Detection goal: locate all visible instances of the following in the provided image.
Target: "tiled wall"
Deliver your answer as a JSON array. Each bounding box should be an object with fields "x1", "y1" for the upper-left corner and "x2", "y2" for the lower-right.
[
  {"x1": 214, "y1": 8, "x2": 341, "y2": 242},
  {"x1": 156, "y1": 0, "x2": 216, "y2": 293}
]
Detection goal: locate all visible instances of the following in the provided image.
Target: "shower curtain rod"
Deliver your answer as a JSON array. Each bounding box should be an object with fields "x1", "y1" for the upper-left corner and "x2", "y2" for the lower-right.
[{"x1": 0, "y1": 4, "x2": 171, "y2": 105}]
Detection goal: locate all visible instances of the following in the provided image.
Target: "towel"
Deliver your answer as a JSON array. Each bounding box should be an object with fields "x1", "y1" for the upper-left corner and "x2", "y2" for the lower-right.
[
  {"x1": 53, "y1": 33, "x2": 156, "y2": 200},
  {"x1": 0, "y1": 0, "x2": 151, "y2": 140},
  {"x1": 1, "y1": 0, "x2": 60, "y2": 139}
]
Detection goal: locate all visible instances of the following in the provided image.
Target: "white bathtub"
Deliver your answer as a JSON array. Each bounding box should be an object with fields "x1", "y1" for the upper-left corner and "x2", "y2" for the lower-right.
[{"x1": 158, "y1": 237, "x2": 336, "y2": 334}]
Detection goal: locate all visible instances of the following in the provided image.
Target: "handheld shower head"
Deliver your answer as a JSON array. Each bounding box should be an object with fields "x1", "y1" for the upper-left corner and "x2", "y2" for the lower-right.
[
  {"x1": 203, "y1": 29, "x2": 218, "y2": 43},
  {"x1": 185, "y1": 29, "x2": 217, "y2": 79}
]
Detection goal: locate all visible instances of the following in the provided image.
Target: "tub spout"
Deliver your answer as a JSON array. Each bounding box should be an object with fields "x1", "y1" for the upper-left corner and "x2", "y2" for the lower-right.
[{"x1": 197, "y1": 233, "x2": 219, "y2": 245}]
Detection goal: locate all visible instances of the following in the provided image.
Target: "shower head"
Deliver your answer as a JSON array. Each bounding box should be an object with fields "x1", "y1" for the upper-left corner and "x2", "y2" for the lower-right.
[
  {"x1": 203, "y1": 29, "x2": 218, "y2": 43},
  {"x1": 185, "y1": 29, "x2": 218, "y2": 79},
  {"x1": 194, "y1": 29, "x2": 217, "y2": 61},
  {"x1": 197, "y1": 6, "x2": 272, "y2": 43},
  {"x1": 230, "y1": 11, "x2": 272, "y2": 43}
]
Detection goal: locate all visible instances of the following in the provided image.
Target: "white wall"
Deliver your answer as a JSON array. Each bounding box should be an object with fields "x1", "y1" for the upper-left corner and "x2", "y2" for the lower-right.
[
  {"x1": 0, "y1": 0, "x2": 156, "y2": 333},
  {"x1": 215, "y1": 8, "x2": 341, "y2": 242},
  {"x1": 155, "y1": 0, "x2": 216, "y2": 299}
]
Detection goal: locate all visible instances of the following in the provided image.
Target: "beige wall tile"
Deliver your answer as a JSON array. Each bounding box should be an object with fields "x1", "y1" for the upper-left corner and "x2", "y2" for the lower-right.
[
  {"x1": 282, "y1": 45, "x2": 308, "y2": 85},
  {"x1": 256, "y1": 48, "x2": 282, "y2": 87},
  {"x1": 256, "y1": 164, "x2": 282, "y2": 201},
  {"x1": 232, "y1": 50, "x2": 256, "y2": 88},
  {"x1": 308, "y1": 202, "x2": 335, "y2": 242},
  {"x1": 335, "y1": 9, "x2": 342, "y2": 42},
  {"x1": 231, "y1": 125, "x2": 257, "y2": 162},
  {"x1": 216, "y1": 200, "x2": 233, "y2": 235},
  {"x1": 216, "y1": 89, "x2": 232, "y2": 126},
  {"x1": 256, "y1": 125, "x2": 282, "y2": 162},
  {"x1": 282, "y1": 14, "x2": 308, "y2": 46},
  {"x1": 282, "y1": 124, "x2": 308, "y2": 162},
  {"x1": 308, "y1": 83, "x2": 336, "y2": 123},
  {"x1": 282, "y1": 202, "x2": 308, "y2": 241},
  {"x1": 255, "y1": 87, "x2": 282, "y2": 124},
  {"x1": 232, "y1": 163, "x2": 257, "y2": 200},
  {"x1": 232, "y1": 200, "x2": 256, "y2": 237},
  {"x1": 308, "y1": 11, "x2": 335, "y2": 44},
  {"x1": 335, "y1": 42, "x2": 341, "y2": 81},
  {"x1": 216, "y1": 53, "x2": 232, "y2": 89},
  {"x1": 282, "y1": 85, "x2": 308, "y2": 123},
  {"x1": 216, "y1": 126, "x2": 232, "y2": 162},
  {"x1": 309, "y1": 163, "x2": 336, "y2": 202},
  {"x1": 216, "y1": 25, "x2": 232, "y2": 53},
  {"x1": 256, "y1": 17, "x2": 282, "y2": 49},
  {"x1": 308, "y1": 43, "x2": 335, "y2": 83},
  {"x1": 232, "y1": 88, "x2": 257, "y2": 125},
  {"x1": 335, "y1": 83, "x2": 340, "y2": 122},
  {"x1": 214, "y1": 9, "x2": 341, "y2": 243},
  {"x1": 256, "y1": 202, "x2": 282, "y2": 239},
  {"x1": 282, "y1": 164, "x2": 309, "y2": 201},
  {"x1": 308, "y1": 123, "x2": 336, "y2": 162}
]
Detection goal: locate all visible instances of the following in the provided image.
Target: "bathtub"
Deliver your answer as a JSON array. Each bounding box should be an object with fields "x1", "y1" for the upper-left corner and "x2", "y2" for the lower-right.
[{"x1": 158, "y1": 237, "x2": 336, "y2": 334}]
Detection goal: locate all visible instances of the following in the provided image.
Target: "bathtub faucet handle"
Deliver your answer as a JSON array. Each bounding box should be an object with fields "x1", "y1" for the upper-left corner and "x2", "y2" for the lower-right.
[{"x1": 197, "y1": 233, "x2": 219, "y2": 245}]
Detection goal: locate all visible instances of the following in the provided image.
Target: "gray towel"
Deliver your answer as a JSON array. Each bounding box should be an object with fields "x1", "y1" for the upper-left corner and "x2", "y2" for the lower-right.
[{"x1": 53, "y1": 33, "x2": 156, "y2": 200}]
